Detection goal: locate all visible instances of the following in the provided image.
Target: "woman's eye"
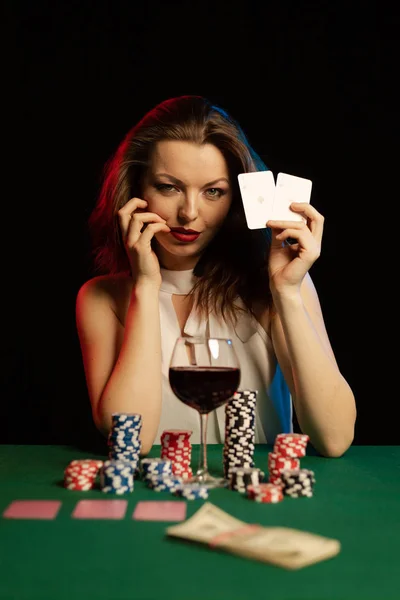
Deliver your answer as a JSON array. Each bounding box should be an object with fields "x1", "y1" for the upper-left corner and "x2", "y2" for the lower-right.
[
  {"x1": 154, "y1": 184, "x2": 225, "y2": 198},
  {"x1": 206, "y1": 187, "x2": 224, "y2": 198},
  {"x1": 155, "y1": 183, "x2": 176, "y2": 192}
]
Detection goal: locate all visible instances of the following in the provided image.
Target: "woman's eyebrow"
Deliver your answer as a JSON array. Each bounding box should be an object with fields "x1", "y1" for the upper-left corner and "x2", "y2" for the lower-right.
[{"x1": 154, "y1": 173, "x2": 230, "y2": 187}]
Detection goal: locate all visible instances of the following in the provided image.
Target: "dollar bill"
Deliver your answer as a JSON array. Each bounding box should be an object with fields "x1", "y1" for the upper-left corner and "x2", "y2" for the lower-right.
[{"x1": 166, "y1": 502, "x2": 341, "y2": 569}]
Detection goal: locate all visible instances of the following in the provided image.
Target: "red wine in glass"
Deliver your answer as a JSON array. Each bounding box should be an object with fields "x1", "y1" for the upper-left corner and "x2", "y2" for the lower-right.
[
  {"x1": 168, "y1": 337, "x2": 241, "y2": 489},
  {"x1": 169, "y1": 366, "x2": 240, "y2": 413}
]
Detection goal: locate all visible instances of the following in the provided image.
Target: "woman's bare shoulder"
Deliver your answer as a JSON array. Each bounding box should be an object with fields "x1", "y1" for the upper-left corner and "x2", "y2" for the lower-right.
[
  {"x1": 78, "y1": 273, "x2": 132, "y2": 298},
  {"x1": 77, "y1": 274, "x2": 133, "y2": 323}
]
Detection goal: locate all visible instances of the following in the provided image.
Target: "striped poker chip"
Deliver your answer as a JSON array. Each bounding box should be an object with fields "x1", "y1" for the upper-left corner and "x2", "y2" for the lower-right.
[
  {"x1": 63, "y1": 459, "x2": 103, "y2": 491},
  {"x1": 280, "y1": 469, "x2": 315, "y2": 497},
  {"x1": 267, "y1": 452, "x2": 301, "y2": 486},
  {"x1": 68, "y1": 459, "x2": 103, "y2": 469},
  {"x1": 223, "y1": 390, "x2": 257, "y2": 478},
  {"x1": 176, "y1": 471, "x2": 193, "y2": 481},
  {"x1": 174, "y1": 483, "x2": 209, "y2": 500},
  {"x1": 273, "y1": 433, "x2": 309, "y2": 458},
  {"x1": 229, "y1": 467, "x2": 265, "y2": 493},
  {"x1": 161, "y1": 429, "x2": 192, "y2": 443},
  {"x1": 268, "y1": 452, "x2": 300, "y2": 471},
  {"x1": 65, "y1": 482, "x2": 93, "y2": 491},
  {"x1": 140, "y1": 458, "x2": 173, "y2": 478},
  {"x1": 108, "y1": 414, "x2": 142, "y2": 473},
  {"x1": 247, "y1": 483, "x2": 284, "y2": 503},
  {"x1": 99, "y1": 459, "x2": 135, "y2": 494},
  {"x1": 146, "y1": 475, "x2": 183, "y2": 492},
  {"x1": 160, "y1": 429, "x2": 193, "y2": 478},
  {"x1": 108, "y1": 454, "x2": 140, "y2": 470},
  {"x1": 111, "y1": 412, "x2": 142, "y2": 425},
  {"x1": 101, "y1": 485, "x2": 133, "y2": 495}
]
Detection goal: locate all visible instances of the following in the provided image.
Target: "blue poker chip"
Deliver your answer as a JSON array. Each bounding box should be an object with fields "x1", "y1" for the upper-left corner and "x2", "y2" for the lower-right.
[
  {"x1": 111, "y1": 412, "x2": 142, "y2": 423},
  {"x1": 174, "y1": 483, "x2": 209, "y2": 500},
  {"x1": 140, "y1": 458, "x2": 173, "y2": 478},
  {"x1": 146, "y1": 475, "x2": 183, "y2": 492},
  {"x1": 101, "y1": 485, "x2": 134, "y2": 494}
]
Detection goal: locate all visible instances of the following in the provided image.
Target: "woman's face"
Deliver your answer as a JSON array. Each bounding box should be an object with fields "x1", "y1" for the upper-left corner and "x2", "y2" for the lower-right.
[{"x1": 141, "y1": 140, "x2": 233, "y2": 270}]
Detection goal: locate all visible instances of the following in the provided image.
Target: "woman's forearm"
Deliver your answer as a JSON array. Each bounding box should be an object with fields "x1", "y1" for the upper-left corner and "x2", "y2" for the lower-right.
[
  {"x1": 97, "y1": 282, "x2": 163, "y2": 454},
  {"x1": 274, "y1": 293, "x2": 356, "y2": 457}
]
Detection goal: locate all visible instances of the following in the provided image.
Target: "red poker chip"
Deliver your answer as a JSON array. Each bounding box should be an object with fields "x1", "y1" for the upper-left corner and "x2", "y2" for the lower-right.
[
  {"x1": 273, "y1": 444, "x2": 306, "y2": 458},
  {"x1": 69, "y1": 459, "x2": 103, "y2": 468},
  {"x1": 64, "y1": 483, "x2": 94, "y2": 491},
  {"x1": 161, "y1": 447, "x2": 192, "y2": 453},
  {"x1": 172, "y1": 465, "x2": 193, "y2": 472},
  {"x1": 174, "y1": 470, "x2": 193, "y2": 479},
  {"x1": 161, "y1": 446, "x2": 192, "y2": 452},
  {"x1": 268, "y1": 475, "x2": 284, "y2": 485},
  {"x1": 161, "y1": 438, "x2": 192, "y2": 444},
  {"x1": 161, "y1": 429, "x2": 193, "y2": 436},
  {"x1": 275, "y1": 433, "x2": 309, "y2": 444},
  {"x1": 273, "y1": 434, "x2": 309, "y2": 458},
  {"x1": 161, "y1": 452, "x2": 191, "y2": 459},
  {"x1": 64, "y1": 459, "x2": 102, "y2": 491},
  {"x1": 268, "y1": 452, "x2": 300, "y2": 466},
  {"x1": 247, "y1": 483, "x2": 283, "y2": 502},
  {"x1": 161, "y1": 448, "x2": 191, "y2": 455}
]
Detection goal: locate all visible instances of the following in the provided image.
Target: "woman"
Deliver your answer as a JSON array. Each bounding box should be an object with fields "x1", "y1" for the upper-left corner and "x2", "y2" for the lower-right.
[{"x1": 76, "y1": 95, "x2": 356, "y2": 456}]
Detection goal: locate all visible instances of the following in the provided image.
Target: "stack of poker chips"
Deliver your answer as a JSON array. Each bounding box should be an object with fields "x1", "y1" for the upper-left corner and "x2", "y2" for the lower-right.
[
  {"x1": 247, "y1": 482, "x2": 284, "y2": 503},
  {"x1": 229, "y1": 466, "x2": 265, "y2": 493},
  {"x1": 268, "y1": 433, "x2": 315, "y2": 498},
  {"x1": 147, "y1": 474, "x2": 183, "y2": 493},
  {"x1": 63, "y1": 459, "x2": 103, "y2": 491},
  {"x1": 223, "y1": 390, "x2": 257, "y2": 478},
  {"x1": 280, "y1": 468, "x2": 316, "y2": 498},
  {"x1": 140, "y1": 457, "x2": 183, "y2": 493},
  {"x1": 174, "y1": 483, "x2": 209, "y2": 500},
  {"x1": 141, "y1": 457, "x2": 173, "y2": 481},
  {"x1": 274, "y1": 433, "x2": 309, "y2": 459},
  {"x1": 268, "y1": 452, "x2": 301, "y2": 486},
  {"x1": 108, "y1": 413, "x2": 142, "y2": 471},
  {"x1": 100, "y1": 459, "x2": 135, "y2": 494},
  {"x1": 160, "y1": 429, "x2": 193, "y2": 480}
]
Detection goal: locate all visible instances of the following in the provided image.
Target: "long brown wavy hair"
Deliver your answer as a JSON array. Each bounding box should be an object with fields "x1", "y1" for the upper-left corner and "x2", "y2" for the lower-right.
[{"x1": 88, "y1": 95, "x2": 274, "y2": 327}]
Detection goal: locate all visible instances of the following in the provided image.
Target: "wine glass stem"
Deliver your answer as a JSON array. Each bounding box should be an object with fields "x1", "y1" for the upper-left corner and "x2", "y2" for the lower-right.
[{"x1": 196, "y1": 412, "x2": 209, "y2": 480}]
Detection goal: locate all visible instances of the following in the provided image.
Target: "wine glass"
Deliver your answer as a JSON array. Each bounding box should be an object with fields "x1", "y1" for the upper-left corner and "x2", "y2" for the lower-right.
[{"x1": 168, "y1": 336, "x2": 240, "y2": 489}]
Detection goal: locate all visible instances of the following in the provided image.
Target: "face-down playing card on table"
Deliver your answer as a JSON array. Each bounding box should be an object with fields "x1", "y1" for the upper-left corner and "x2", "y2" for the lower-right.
[
  {"x1": 132, "y1": 501, "x2": 187, "y2": 521},
  {"x1": 3, "y1": 500, "x2": 62, "y2": 519},
  {"x1": 72, "y1": 499, "x2": 128, "y2": 519}
]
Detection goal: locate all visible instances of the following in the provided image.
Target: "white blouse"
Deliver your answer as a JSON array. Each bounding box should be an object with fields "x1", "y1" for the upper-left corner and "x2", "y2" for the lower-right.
[{"x1": 155, "y1": 267, "x2": 293, "y2": 444}]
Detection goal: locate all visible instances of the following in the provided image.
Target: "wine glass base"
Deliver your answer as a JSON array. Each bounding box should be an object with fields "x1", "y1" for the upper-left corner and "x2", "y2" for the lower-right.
[{"x1": 184, "y1": 473, "x2": 229, "y2": 489}]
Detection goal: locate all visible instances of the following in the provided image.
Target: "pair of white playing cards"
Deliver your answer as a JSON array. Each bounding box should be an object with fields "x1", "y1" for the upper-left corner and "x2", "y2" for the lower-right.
[{"x1": 238, "y1": 171, "x2": 312, "y2": 230}]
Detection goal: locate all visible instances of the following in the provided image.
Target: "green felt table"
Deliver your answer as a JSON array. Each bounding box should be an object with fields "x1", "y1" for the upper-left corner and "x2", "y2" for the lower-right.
[{"x1": 0, "y1": 444, "x2": 399, "y2": 600}]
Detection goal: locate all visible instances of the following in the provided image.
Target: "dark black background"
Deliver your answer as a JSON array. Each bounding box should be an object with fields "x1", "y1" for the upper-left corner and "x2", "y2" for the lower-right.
[{"x1": 3, "y1": 1, "x2": 390, "y2": 448}]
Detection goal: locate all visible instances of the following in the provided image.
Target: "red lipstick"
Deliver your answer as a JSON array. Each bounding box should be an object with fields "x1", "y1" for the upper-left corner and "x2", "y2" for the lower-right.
[
  {"x1": 170, "y1": 227, "x2": 200, "y2": 234},
  {"x1": 169, "y1": 227, "x2": 201, "y2": 243}
]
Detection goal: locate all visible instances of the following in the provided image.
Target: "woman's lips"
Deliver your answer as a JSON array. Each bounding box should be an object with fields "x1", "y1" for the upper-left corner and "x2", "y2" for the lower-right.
[{"x1": 170, "y1": 231, "x2": 201, "y2": 243}]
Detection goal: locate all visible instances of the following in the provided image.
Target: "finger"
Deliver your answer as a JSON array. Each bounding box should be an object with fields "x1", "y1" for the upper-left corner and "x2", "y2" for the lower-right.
[
  {"x1": 132, "y1": 222, "x2": 171, "y2": 247},
  {"x1": 118, "y1": 198, "x2": 148, "y2": 239},
  {"x1": 269, "y1": 225, "x2": 297, "y2": 250},
  {"x1": 128, "y1": 214, "x2": 167, "y2": 243},
  {"x1": 267, "y1": 219, "x2": 305, "y2": 230},
  {"x1": 275, "y1": 228, "x2": 308, "y2": 244},
  {"x1": 289, "y1": 203, "x2": 324, "y2": 242},
  {"x1": 130, "y1": 212, "x2": 167, "y2": 227},
  {"x1": 275, "y1": 227, "x2": 320, "y2": 257},
  {"x1": 121, "y1": 197, "x2": 148, "y2": 211},
  {"x1": 289, "y1": 202, "x2": 321, "y2": 217}
]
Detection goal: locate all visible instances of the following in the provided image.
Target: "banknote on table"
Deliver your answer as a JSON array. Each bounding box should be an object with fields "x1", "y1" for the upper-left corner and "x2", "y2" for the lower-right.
[{"x1": 166, "y1": 502, "x2": 341, "y2": 569}]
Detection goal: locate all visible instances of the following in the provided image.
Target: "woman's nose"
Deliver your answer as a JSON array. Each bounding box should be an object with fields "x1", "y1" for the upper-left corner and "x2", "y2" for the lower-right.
[{"x1": 178, "y1": 193, "x2": 199, "y2": 221}]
